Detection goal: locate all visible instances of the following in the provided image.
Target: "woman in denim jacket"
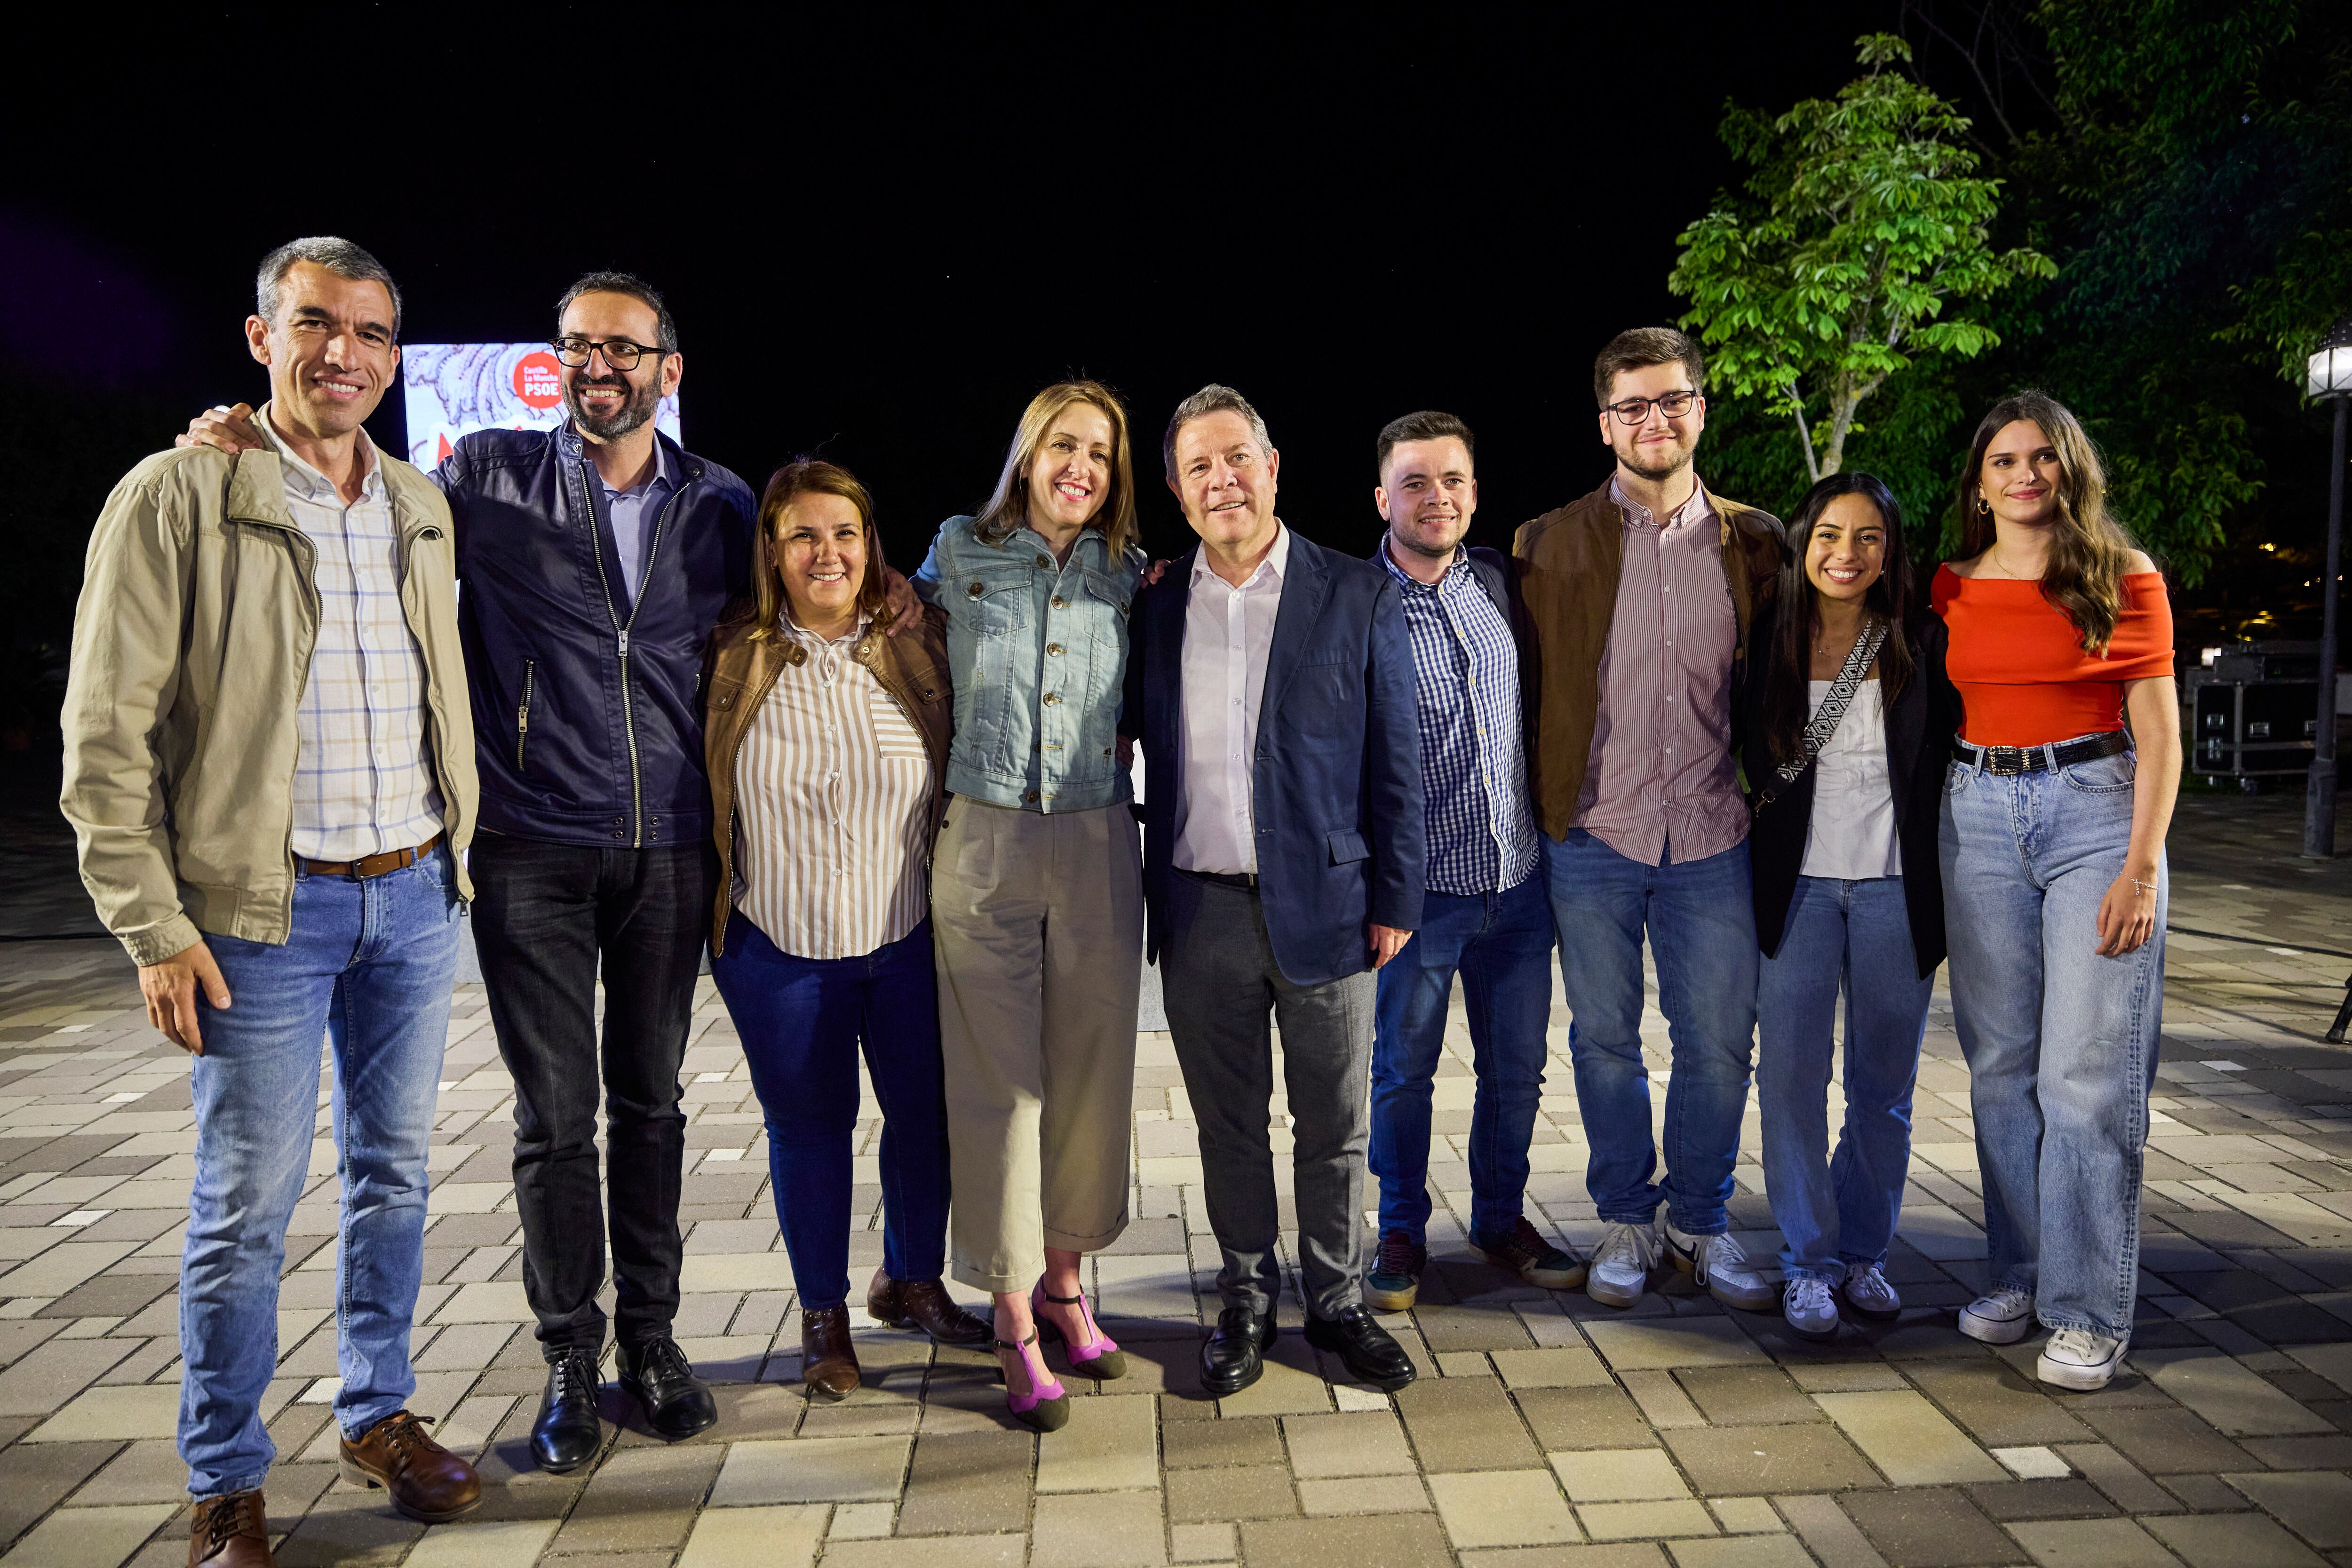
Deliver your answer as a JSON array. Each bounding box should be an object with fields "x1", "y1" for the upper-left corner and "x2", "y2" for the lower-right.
[{"x1": 910, "y1": 381, "x2": 1147, "y2": 1430}]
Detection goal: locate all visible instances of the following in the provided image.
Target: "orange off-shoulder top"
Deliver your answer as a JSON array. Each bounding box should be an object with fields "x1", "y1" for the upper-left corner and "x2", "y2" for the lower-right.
[{"x1": 1931, "y1": 566, "x2": 2175, "y2": 747}]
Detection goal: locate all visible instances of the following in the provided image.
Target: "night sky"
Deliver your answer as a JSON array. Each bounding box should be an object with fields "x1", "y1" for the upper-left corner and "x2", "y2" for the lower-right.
[{"x1": 11, "y1": 5, "x2": 1895, "y2": 569}]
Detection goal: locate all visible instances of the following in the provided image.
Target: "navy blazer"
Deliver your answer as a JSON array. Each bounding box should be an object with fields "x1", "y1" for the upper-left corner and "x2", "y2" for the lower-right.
[{"x1": 1126, "y1": 530, "x2": 1427, "y2": 988}]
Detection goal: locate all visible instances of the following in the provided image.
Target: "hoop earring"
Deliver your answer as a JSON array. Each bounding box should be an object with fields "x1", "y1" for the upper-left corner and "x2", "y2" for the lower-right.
[{"x1": 1976, "y1": 497, "x2": 1992, "y2": 516}]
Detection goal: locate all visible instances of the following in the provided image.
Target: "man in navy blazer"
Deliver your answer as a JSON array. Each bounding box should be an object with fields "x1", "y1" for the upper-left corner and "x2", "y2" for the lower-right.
[{"x1": 1126, "y1": 384, "x2": 1426, "y2": 1398}]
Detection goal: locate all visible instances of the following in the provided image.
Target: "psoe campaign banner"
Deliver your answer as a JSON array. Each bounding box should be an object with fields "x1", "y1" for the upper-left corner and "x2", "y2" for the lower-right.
[{"x1": 403, "y1": 342, "x2": 681, "y2": 469}]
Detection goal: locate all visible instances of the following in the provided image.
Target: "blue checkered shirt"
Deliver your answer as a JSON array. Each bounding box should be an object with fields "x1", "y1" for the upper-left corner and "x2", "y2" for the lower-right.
[{"x1": 1378, "y1": 541, "x2": 1537, "y2": 896}]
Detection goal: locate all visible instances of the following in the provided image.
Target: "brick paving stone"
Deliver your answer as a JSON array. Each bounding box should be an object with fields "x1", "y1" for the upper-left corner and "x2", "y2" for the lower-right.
[
  {"x1": 1456, "y1": 1549, "x2": 1671, "y2": 1568},
  {"x1": 1430, "y1": 1469, "x2": 1581, "y2": 1548},
  {"x1": 1160, "y1": 1415, "x2": 1283, "y2": 1468},
  {"x1": 2225, "y1": 1469, "x2": 2352, "y2": 1547},
  {"x1": 1397, "y1": 1376, "x2": 1543, "y2": 1471},
  {"x1": 1663, "y1": 1538, "x2": 1814, "y2": 1568},
  {"x1": 1961, "y1": 1478, "x2": 2118, "y2": 1520},
  {"x1": 1550, "y1": 1449, "x2": 1688, "y2": 1503},
  {"x1": 1814, "y1": 1390, "x2": 2009, "y2": 1484},
  {"x1": 1239, "y1": 1511, "x2": 1452, "y2": 1568},
  {"x1": 2006, "y1": 1518, "x2": 2186, "y2": 1568},
  {"x1": 817, "y1": 1535, "x2": 1026, "y2": 1567},
  {"x1": 1660, "y1": 1422, "x2": 1885, "y2": 1494},
  {"x1": 2143, "y1": 1509, "x2": 2332, "y2": 1568},
  {"x1": 1900, "y1": 1361, "x2": 2097, "y2": 1448},
  {"x1": 1836, "y1": 1486, "x2": 2026, "y2": 1566},
  {"x1": 0, "y1": 1503, "x2": 177, "y2": 1568},
  {"x1": 1163, "y1": 1462, "x2": 1294, "y2": 1521},
  {"x1": 1029, "y1": 1489, "x2": 1165, "y2": 1568},
  {"x1": 2077, "y1": 1405, "x2": 2262, "y2": 1473},
  {"x1": 707, "y1": 1435, "x2": 910, "y2": 1505},
  {"x1": 1574, "y1": 1500, "x2": 1718, "y2": 1541},
  {"x1": 402, "y1": 1519, "x2": 562, "y2": 1568},
  {"x1": 1280, "y1": 1411, "x2": 1414, "y2": 1478},
  {"x1": 1671, "y1": 1367, "x2": 1820, "y2": 1426},
  {"x1": 0, "y1": 1440, "x2": 122, "y2": 1549},
  {"x1": 1492, "y1": 1348, "x2": 1614, "y2": 1388},
  {"x1": 895, "y1": 1431, "x2": 1033, "y2": 1536},
  {"x1": 1518, "y1": 1385, "x2": 1660, "y2": 1450},
  {"x1": 1296, "y1": 1474, "x2": 1427, "y2": 1514},
  {"x1": 2137, "y1": 1347, "x2": 2338, "y2": 1436},
  {"x1": 1036, "y1": 1393, "x2": 1156, "y2": 1493},
  {"x1": 1580, "y1": 1319, "x2": 1766, "y2": 1372},
  {"x1": 1168, "y1": 1521, "x2": 1234, "y2": 1562}
]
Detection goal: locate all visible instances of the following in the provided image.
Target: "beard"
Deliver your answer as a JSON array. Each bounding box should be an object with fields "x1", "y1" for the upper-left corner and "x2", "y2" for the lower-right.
[
  {"x1": 566, "y1": 370, "x2": 662, "y2": 441},
  {"x1": 1395, "y1": 517, "x2": 1468, "y2": 558},
  {"x1": 1616, "y1": 436, "x2": 1695, "y2": 483}
]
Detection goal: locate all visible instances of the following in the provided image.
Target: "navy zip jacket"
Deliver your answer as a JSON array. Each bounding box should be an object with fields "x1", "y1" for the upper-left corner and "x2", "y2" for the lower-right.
[
  {"x1": 439, "y1": 424, "x2": 755, "y2": 849},
  {"x1": 1125, "y1": 530, "x2": 1426, "y2": 987}
]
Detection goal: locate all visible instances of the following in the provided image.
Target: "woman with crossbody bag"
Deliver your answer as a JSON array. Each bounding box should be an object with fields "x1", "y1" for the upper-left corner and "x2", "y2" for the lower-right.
[
  {"x1": 1938, "y1": 393, "x2": 2178, "y2": 1391},
  {"x1": 1742, "y1": 473, "x2": 1955, "y2": 1343}
]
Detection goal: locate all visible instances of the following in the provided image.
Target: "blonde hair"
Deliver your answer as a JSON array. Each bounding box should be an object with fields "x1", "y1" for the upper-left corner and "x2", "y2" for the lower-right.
[
  {"x1": 1957, "y1": 390, "x2": 2141, "y2": 654},
  {"x1": 748, "y1": 460, "x2": 888, "y2": 642},
  {"x1": 973, "y1": 381, "x2": 1139, "y2": 562}
]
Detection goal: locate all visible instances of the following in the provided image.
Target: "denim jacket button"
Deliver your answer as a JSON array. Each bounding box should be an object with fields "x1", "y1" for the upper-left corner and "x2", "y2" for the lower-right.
[
  {"x1": 1034, "y1": 556, "x2": 1049, "y2": 568},
  {"x1": 1047, "y1": 644, "x2": 1064, "y2": 656},
  {"x1": 967, "y1": 581, "x2": 985, "y2": 597}
]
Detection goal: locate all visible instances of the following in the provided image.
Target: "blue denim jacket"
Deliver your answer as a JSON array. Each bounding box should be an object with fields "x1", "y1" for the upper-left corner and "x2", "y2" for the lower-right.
[{"x1": 912, "y1": 514, "x2": 1142, "y2": 812}]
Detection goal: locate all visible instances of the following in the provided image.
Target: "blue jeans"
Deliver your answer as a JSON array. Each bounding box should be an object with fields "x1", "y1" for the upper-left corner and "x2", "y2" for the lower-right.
[
  {"x1": 1370, "y1": 874, "x2": 1556, "y2": 1243},
  {"x1": 1540, "y1": 829, "x2": 1759, "y2": 1234},
  {"x1": 709, "y1": 913, "x2": 951, "y2": 1310},
  {"x1": 1757, "y1": 876, "x2": 1932, "y2": 1282},
  {"x1": 1941, "y1": 743, "x2": 2163, "y2": 1340},
  {"x1": 181, "y1": 848, "x2": 461, "y2": 1499}
]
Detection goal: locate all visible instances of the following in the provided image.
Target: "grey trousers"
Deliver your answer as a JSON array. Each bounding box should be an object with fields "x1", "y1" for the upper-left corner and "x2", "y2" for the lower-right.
[{"x1": 1162, "y1": 871, "x2": 1376, "y2": 1320}]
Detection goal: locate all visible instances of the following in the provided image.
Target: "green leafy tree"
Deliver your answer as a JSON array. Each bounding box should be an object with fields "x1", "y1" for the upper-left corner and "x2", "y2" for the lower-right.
[{"x1": 1670, "y1": 33, "x2": 2054, "y2": 485}]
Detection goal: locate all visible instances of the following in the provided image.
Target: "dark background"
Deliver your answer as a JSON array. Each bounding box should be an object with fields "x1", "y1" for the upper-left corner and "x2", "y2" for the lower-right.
[{"x1": 5, "y1": 4, "x2": 1892, "y2": 582}]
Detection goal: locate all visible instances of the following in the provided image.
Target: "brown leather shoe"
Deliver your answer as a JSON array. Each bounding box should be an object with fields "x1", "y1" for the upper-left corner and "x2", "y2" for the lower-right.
[
  {"x1": 338, "y1": 1410, "x2": 482, "y2": 1523},
  {"x1": 189, "y1": 1489, "x2": 272, "y2": 1568},
  {"x1": 801, "y1": 1304, "x2": 860, "y2": 1401},
  {"x1": 867, "y1": 1268, "x2": 991, "y2": 1345}
]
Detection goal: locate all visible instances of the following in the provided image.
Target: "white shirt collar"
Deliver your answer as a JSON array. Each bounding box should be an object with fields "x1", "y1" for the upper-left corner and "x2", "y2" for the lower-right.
[
  {"x1": 1189, "y1": 519, "x2": 1290, "y2": 590},
  {"x1": 259, "y1": 407, "x2": 382, "y2": 503}
]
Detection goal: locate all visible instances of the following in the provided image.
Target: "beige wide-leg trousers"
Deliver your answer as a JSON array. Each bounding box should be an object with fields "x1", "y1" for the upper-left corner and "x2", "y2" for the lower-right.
[{"x1": 932, "y1": 796, "x2": 1143, "y2": 1293}]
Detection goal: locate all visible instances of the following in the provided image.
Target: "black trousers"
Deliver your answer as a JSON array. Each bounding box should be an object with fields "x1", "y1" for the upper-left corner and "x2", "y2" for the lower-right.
[{"x1": 470, "y1": 835, "x2": 714, "y2": 1359}]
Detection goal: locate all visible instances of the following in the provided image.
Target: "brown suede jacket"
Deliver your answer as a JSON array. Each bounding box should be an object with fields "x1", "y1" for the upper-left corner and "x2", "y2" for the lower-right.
[
  {"x1": 1511, "y1": 479, "x2": 1788, "y2": 842},
  {"x1": 701, "y1": 602, "x2": 953, "y2": 955}
]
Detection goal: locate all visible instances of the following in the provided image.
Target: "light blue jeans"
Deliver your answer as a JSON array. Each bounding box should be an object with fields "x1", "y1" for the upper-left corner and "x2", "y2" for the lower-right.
[
  {"x1": 1941, "y1": 742, "x2": 2163, "y2": 1340},
  {"x1": 1540, "y1": 830, "x2": 1759, "y2": 1234},
  {"x1": 1757, "y1": 876, "x2": 1931, "y2": 1282},
  {"x1": 180, "y1": 849, "x2": 461, "y2": 1498}
]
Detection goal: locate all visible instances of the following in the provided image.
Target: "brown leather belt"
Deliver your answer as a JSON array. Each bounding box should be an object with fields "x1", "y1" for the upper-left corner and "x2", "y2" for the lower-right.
[{"x1": 299, "y1": 833, "x2": 443, "y2": 880}]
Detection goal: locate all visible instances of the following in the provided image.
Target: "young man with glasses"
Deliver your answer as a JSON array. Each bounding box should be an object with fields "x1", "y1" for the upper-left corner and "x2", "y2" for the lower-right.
[
  {"x1": 1513, "y1": 328, "x2": 1788, "y2": 1313},
  {"x1": 178, "y1": 273, "x2": 762, "y2": 1470}
]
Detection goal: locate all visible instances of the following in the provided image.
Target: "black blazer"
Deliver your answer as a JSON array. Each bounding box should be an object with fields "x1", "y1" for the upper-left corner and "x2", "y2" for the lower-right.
[
  {"x1": 1739, "y1": 602, "x2": 1955, "y2": 977},
  {"x1": 1125, "y1": 531, "x2": 1427, "y2": 987}
]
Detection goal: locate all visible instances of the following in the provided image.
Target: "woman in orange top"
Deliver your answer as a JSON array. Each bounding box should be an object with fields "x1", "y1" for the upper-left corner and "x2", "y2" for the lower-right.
[{"x1": 1934, "y1": 390, "x2": 2180, "y2": 1392}]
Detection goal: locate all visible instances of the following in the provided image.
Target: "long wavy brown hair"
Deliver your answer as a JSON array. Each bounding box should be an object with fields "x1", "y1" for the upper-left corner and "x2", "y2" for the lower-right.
[
  {"x1": 1955, "y1": 390, "x2": 2140, "y2": 654},
  {"x1": 747, "y1": 460, "x2": 889, "y2": 642},
  {"x1": 972, "y1": 380, "x2": 1140, "y2": 562}
]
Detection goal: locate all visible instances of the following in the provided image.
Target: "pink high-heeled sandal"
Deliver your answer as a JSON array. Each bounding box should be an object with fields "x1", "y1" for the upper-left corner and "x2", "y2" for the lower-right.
[
  {"x1": 1033, "y1": 1284, "x2": 1129, "y2": 1379},
  {"x1": 995, "y1": 1328, "x2": 1069, "y2": 1432}
]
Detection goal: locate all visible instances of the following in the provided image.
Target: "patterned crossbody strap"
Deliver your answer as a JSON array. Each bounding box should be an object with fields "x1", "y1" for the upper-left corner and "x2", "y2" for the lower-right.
[{"x1": 1752, "y1": 618, "x2": 1889, "y2": 819}]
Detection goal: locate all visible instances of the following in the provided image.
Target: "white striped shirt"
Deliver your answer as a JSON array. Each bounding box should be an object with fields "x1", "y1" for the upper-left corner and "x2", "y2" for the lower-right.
[
  {"x1": 259, "y1": 416, "x2": 445, "y2": 861},
  {"x1": 731, "y1": 617, "x2": 935, "y2": 959}
]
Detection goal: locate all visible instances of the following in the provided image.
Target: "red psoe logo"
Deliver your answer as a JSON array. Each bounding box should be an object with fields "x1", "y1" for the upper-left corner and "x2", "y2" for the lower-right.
[{"x1": 513, "y1": 351, "x2": 564, "y2": 410}]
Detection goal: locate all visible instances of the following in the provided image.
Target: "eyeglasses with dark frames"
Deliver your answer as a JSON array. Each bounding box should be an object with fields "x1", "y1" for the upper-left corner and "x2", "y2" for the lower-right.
[
  {"x1": 550, "y1": 336, "x2": 665, "y2": 372},
  {"x1": 1604, "y1": 390, "x2": 1701, "y2": 424}
]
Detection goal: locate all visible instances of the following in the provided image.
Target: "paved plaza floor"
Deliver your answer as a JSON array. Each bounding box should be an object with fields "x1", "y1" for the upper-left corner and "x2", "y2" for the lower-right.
[{"x1": 2, "y1": 786, "x2": 2350, "y2": 1568}]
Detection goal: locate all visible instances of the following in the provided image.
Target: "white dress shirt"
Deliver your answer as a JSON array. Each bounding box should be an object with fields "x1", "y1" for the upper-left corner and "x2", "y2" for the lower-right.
[
  {"x1": 1174, "y1": 524, "x2": 1291, "y2": 876},
  {"x1": 1798, "y1": 678, "x2": 1903, "y2": 880}
]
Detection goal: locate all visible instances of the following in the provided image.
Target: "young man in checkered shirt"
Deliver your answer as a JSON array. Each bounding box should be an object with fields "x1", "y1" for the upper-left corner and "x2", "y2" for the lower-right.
[{"x1": 1363, "y1": 411, "x2": 1582, "y2": 1310}]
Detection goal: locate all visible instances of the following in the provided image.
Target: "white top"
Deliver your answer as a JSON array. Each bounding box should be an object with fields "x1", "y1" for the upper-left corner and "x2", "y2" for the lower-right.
[
  {"x1": 1174, "y1": 523, "x2": 1292, "y2": 876},
  {"x1": 1800, "y1": 678, "x2": 1902, "y2": 881},
  {"x1": 259, "y1": 416, "x2": 445, "y2": 860},
  {"x1": 732, "y1": 616, "x2": 935, "y2": 958}
]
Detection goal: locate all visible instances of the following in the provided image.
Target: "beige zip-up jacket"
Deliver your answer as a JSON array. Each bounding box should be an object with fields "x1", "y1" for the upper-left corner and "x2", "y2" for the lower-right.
[{"x1": 60, "y1": 410, "x2": 477, "y2": 966}]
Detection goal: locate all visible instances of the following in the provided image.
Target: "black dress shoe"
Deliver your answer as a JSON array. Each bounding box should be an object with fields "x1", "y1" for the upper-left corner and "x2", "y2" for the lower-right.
[
  {"x1": 618, "y1": 1336, "x2": 718, "y2": 1439},
  {"x1": 1304, "y1": 1305, "x2": 1417, "y2": 1392},
  {"x1": 1200, "y1": 1305, "x2": 1276, "y2": 1398},
  {"x1": 531, "y1": 1350, "x2": 604, "y2": 1472}
]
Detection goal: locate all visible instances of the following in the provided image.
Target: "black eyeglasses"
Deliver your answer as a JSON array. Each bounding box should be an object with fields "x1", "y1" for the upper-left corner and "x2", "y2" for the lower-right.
[
  {"x1": 1604, "y1": 390, "x2": 1701, "y2": 424},
  {"x1": 551, "y1": 336, "x2": 664, "y2": 371}
]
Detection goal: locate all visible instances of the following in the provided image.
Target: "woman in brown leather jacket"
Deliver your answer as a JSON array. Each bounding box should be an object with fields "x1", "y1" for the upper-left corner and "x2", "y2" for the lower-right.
[{"x1": 702, "y1": 460, "x2": 986, "y2": 1401}]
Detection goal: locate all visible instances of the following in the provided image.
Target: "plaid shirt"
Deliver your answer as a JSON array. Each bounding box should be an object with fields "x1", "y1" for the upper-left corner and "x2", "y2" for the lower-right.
[
  {"x1": 1378, "y1": 541, "x2": 1537, "y2": 895},
  {"x1": 260, "y1": 420, "x2": 445, "y2": 860}
]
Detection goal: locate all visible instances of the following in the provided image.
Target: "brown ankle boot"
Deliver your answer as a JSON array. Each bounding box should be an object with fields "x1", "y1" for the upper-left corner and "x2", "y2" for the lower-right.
[
  {"x1": 867, "y1": 1267, "x2": 992, "y2": 1345},
  {"x1": 189, "y1": 1490, "x2": 271, "y2": 1568},
  {"x1": 801, "y1": 1304, "x2": 860, "y2": 1401},
  {"x1": 338, "y1": 1409, "x2": 482, "y2": 1523}
]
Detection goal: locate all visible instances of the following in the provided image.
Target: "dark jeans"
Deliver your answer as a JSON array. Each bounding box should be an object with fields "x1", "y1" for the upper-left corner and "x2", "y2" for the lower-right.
[
  {"x1": 709, "y1": 912, "x2": 951, "y2": 1310},
  {"x1": 1370, "y1": 873, "x2": 1557, "y2": 1244},
  {"x1": 470, "y1": 835, "x2": 713, "y2": 1358}
]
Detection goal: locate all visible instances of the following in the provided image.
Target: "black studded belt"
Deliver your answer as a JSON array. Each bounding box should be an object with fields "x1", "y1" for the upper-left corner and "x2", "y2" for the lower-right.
[{"x1": 1954, "y1": 730, "x2": 2130, "y2": 776}]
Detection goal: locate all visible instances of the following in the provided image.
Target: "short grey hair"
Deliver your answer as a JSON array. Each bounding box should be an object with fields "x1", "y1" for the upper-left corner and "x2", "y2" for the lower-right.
[
  {"x1": 255, "y1": 236, "x2": 403, "y2": 337},
  {"x1": 1163, "y1": 383, "x2": 1273, "y2": 478}
]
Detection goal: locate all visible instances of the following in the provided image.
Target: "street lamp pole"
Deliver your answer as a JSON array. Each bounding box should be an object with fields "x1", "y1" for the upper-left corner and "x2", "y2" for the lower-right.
[{"x1": 2305, "y1": 316, "x2": 2352, "y2": 860}]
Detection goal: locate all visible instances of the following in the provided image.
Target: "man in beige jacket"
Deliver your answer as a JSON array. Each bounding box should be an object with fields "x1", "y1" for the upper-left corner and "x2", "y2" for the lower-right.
[{"x1": 61, "y1": 238, "x2": 482, "y2": 1567}]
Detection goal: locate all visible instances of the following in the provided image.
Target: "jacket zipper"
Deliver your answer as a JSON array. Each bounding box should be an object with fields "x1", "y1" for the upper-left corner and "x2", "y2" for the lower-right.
[
  {"x1": 581, "y1": 455, "x2": 692, "y2": 848},
  {"x1": 516, "y1": 658, "x2": 536, "y2": 773}
]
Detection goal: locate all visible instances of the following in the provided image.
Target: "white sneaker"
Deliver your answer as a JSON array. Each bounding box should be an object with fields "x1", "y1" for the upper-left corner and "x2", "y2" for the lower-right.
[
  {"x1": 1664, "y1": 1223, "x2": 1778, "y2": 1310},
  {"x1": 1586, "y1": 1218, "x2": 1661, "y2": 1308},
  {"x1": 1784, "y1": 1276, "x2": 1839, "y2": 1340},
  {"x1": 1840, "y1": 1263, "x2": 1902, "y2": 1320},
  {"x1": 2037, "y1": 1328, "x2": 2126, "y2": 1391},
  {"x1": 1959, "y1": 1288, "x2": 2037, "y2": 1344}
]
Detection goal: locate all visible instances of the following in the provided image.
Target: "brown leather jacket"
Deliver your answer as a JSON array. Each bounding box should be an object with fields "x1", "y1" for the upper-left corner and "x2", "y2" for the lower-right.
[
  {"x1": 701, "y1": 603, "x2": 954, "y2": 955},
  {"x1": 1512, "y1": 479, "x2": 1787, "y2": 842}
]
